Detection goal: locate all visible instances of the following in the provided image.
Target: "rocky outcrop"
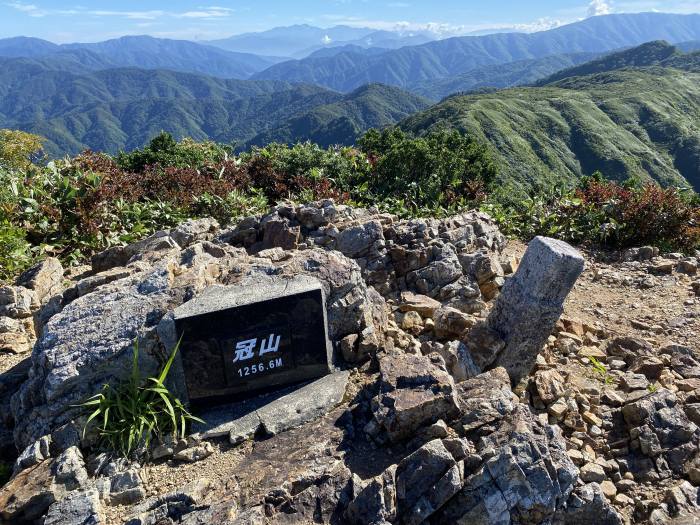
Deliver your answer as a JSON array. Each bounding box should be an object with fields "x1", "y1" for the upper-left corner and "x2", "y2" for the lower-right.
[
  {"x1": 346, "y1": 367, "x2": 578, "y2": 525},
  {"x1": 2, "y1": 202, "x2": 606, "y2": 525}
]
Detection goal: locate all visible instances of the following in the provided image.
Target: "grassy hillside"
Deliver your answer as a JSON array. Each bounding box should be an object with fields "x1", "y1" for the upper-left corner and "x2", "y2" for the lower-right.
[
  {"x1": 246, "y1": 84, "x2": 430, "y2": 147},
  {"x1": 401, "y1": 67, "x2": 700, "y2": 194}
]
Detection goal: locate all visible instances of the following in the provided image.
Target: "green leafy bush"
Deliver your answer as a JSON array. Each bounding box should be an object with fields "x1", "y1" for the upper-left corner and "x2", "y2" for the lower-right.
[
  {"x1": 357, "y1": 128, "x2": 496, "y2": 211},
  {"x1": 2, "y1": 127, "x2": 698, "y2": 284},
  {"x1": 116, "y1": 132, "x2": 230, "y2": 172},
  {"x1": 0, "y1": 221, "x2": 34, "y2": 282},
  {"x1": 0, "y1": 129, "x2": 44, "y2": 171},
  {"x1": 80, "y1": 339, "x2": 202, "y2": 458}
]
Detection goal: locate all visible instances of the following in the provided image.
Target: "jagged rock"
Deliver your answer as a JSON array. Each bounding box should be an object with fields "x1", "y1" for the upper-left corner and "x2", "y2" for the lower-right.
[
  {"x1": 436, "y1": 341, "x2": 480, "y2": 382},
  {"x1": 406, "y1": 244, "x2": 463, "y2": 298},
  {"x1": 619, "y1": 373, "x2": 649, "y2": 392},
  {"x1": 345, "y1": 466, "x2": 397, "y2": 525},
  {"x1": 0, "y1": 330, "x2": 32, "y2": 353},
  {"x1": 621, "y1": 389, "x2": 700, "y2": 476},
  {"x1": 371, "y1": 352, "x2": 459, "y2": 443},
  {"x1": 454, "y1": 367, "x2": 517, "y2": 433},
  {"x1": 649, "y1": 481, "x2": 700, "y2": 524},
  {"x1": 434, "y1": 404, "x2": 578, "y2": 524},
  {"x1": 43, "y1": 489, "x2": 105, "y2": 525},
  {"x1": 432, "y1": 306, "x2": 475, "y2": 339},
  {"x1": 14, "y1": 434, "x2": 51, "y2": 473},
  {"x1": 336, "y1": 220, "x2": 384, "y2": 259},
  {"x1": 124, "y1": 478, "x2": 213, "y2": 525},
  {"x1": 52, "y1": 446, "x2": 88, "y2": 491},
  {"x1": 105, "y1": 468, "x2": 147, "y2": 505},
  {"x1": 259, "y1": 215, "x2": 300, "y2": 251},
  {"x1": 558, "y1": 483, "x2": 624, "y2": 525},
  {"x1": 0, "y1": 460, "x2": 64, "y2": 523},
  {"x1": 16, "y1": 257, "x2": 64, "y2": 304},
  {"x1": 580, "y1": 462, "x2": 606, "y2": 483},
  {"x1": 91, "y1": 230, "x2": 180, "y2": 272},
  {"x1": 607, "y1": 336, "x2": 654, "y2": 364},
  {"x1": 469, "y1": 236, "x2": 584, "y2": 384},
  {"x1": 396, "y1": 439, "x2": 460, "y2": 524},
  {"x1": 170, "y1": 218, "x2": 219, "y2": 248},
  {"x1": 629, "y1": 356, "x2": 665, "y2": 380},
  {"x1": 267, "y1": 464, "x2": 353, "y2": 524},
  {"x1": 0, "y1": 285, "x2": 37, "y2": 318},
  {"x1": 533, "y1": 369, "x2": 567, "y2": 405},
  {"x1": 399, "y1": 291, "x2": 441, "y2": 318}
]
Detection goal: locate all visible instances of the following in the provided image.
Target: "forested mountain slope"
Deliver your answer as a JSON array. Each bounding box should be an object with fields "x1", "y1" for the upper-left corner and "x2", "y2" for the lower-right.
[{"x1": 253, "y1": 13, "x2": 700, "y2": 94}]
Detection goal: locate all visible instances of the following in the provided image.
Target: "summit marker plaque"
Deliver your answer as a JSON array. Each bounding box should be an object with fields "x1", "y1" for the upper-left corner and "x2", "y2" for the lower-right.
[{"x1": 173, "y1": 276, "x2": 332, "y2": 403}]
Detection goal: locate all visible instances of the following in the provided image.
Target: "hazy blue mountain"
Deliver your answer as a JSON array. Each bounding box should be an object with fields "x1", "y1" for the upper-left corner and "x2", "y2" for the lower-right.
[
  {"x1": 0, "y1": 36, "x2": 59, "y2": 57},
  {"x1": 208, "y1": 24, "x2": 436, "y2": 59},
  {"x1": 677, "y1": 40, "x2": 700, "y2": 52},
  {"x1": 207, "y1": 25, "x2": 376, "y2": 57},
  {"x1": 410, "y1": 52, "x2": 601, "y2": 100},
  {"x1": 294, "y1": 31, "x2": 434, "y2": 58},
  {"x1": 62, "y1": 36, "x2": 284, "y2": 78},
  {"x1": 253, "y1": 13, "x2": 700, "y2": 93},
  {"x1": 0, "y1": 35, "x2": 288, "y2": 79}
]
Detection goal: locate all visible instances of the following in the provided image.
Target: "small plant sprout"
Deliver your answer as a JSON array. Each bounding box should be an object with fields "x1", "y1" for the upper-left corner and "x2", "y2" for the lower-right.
[
  {"x1": 588, "y1": 356, "x2": 615, "y2": 385},
  {"x1": 79, "y1": 337, "x2": 202, "y2": 458}
]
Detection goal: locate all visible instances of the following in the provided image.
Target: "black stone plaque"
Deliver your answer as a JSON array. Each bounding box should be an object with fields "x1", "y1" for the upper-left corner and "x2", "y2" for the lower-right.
[{"x1": 173, "y1": 277, "x2": 332, "y2": 403}]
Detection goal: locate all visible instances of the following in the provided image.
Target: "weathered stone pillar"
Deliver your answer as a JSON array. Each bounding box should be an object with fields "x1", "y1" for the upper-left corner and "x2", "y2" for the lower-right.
[{"x1": 468, "y1": 236, "x2": 584, "y2": 384}]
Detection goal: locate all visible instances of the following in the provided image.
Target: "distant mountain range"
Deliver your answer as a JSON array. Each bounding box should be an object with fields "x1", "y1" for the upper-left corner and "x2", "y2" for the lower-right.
[
  {"x1": 254, "y1": 13, "x2": 700, "y2": 93},
  {"x1": 206, "y1": 24, "x2": 435, "y2": 59},
  {"x1": 1, "y1": 12, "x2": 700, "y2": 196},
  {"x1": 0, "y1": 57, "x2": 428, "y2": 156},
  {"x1": 0, "y1": 35, "x2": 286, "y2": 79},
  {"x1": 401, "y1": 41, "x2": 700, "y2": 193}
]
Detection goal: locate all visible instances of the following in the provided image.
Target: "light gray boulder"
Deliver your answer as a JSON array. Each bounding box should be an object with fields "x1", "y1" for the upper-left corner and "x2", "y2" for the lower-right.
[
  {"x1": 11, "y1": 245, "x2": 387, "y2": 450},
  {"x1": 469, "y1": 236, "x2": 584, "y2": 384}
]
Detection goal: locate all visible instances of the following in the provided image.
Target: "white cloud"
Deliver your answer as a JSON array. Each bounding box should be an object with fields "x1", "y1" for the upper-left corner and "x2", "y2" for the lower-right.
[
  {"x1": 318, "y1": 15, "x2": 563, "y2": 37},
  {"x1": 6, "y1": 1, "x2": 46, "y2": 17},
  {"x1": 322, "y1": 34, "x2": 332, "y2": 44},
  {"x1": 588, "y1": 0, "x2": 612, "y2": 17},
  {"x1": 177, "y1": 7, "x2": 235, "y2": 19},
  {"x1": 6, "y1": 2, "x2": 234, "y2": 21}
]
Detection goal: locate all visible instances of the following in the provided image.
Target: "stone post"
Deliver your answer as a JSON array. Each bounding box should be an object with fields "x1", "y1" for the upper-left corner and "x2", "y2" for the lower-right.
[{"x1": 470, "y1": 236, "x2": 584, "y2": 384}]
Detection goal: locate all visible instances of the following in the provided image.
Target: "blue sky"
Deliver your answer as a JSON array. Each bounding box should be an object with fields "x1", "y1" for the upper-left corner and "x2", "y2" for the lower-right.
[{"x1": 1, "y1": 0, "x2": 699, "y2": 43}]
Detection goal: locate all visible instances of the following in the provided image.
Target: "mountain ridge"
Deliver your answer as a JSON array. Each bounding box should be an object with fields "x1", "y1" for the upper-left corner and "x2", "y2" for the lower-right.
[{"x1": 253, "y1": 13, "x2": 700, "y2": 94}]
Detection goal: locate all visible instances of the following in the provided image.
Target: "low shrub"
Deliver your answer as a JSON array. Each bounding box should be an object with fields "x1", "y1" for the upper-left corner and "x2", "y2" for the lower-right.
[
  {"x1": 116, "y1": 132, "x2": 230, "y2": 172},
  {"x1": 1, "y1": 128, "x2": 698, "y2": 284},
  {"x1": 483, "y1": 175, "x2": 700, "y2": 252}
]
